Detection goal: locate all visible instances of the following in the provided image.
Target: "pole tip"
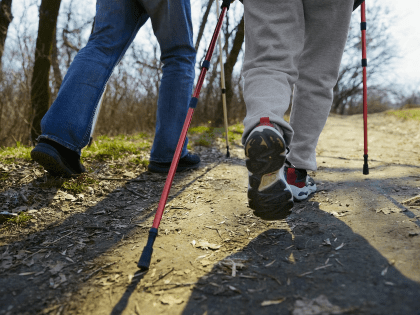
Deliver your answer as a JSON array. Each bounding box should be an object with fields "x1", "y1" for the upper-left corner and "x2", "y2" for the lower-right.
[
  {"x1": 226, "y1": 147, "x2": 230, "y2": 158},
  {"x1": 363, "y1": 163, "x2": 369, "y2": 175},
  {"x1": 137, "y1": 245, "x2": 153, "y2": 270}
]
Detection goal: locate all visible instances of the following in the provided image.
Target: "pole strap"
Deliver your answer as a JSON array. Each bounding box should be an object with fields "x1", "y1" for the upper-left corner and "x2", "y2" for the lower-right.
[
  {"x1": 362, "y1": 59, "x2": 367, "y2": 67},
  {"x1": 361, "y1": 22, "x2": 367, "y2": 30},
  {"x1": 221, "y1": 88, "x2": 226, "y2": 93}
]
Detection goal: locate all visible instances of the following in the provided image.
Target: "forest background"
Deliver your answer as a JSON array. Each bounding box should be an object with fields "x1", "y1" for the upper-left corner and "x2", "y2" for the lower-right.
[{"x1": 0, "y1": 0, "x2": 419, "y2": 148}]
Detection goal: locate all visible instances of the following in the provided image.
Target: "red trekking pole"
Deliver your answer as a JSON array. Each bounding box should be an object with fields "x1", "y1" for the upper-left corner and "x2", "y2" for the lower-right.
[
  {"x1": 361, "y1": 1, "x2": 369, "y2": 175},
  {"x1": 137, "y1": 0, "x2": 236, "y2": 270}
]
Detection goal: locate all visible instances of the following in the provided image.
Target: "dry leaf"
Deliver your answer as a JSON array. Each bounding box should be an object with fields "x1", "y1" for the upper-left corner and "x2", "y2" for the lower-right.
[
  {"x1": 122, "y1": 171, "x2": 136, "y2": 178},
  {"x1": 19, "y1": 272, "x2": 36, "y2": 276},
  {"x1": 376, "y1": 207, "x2": 400, "y2": 214},
  {"x1": 195, "y1": 240, "x2": 221, "y2": 250},
  {"x1": 49, "y1": 262, "x2": 65, "y2": 275},
  {"x1": 335, "y1": 243, "x2": 345, "y2": 251},
  {"x1": 261, "y1": 298, "x2": 286, "y2": 306},
  {"x1": 265, "y1": 260, "x2": 276, "y2": 267},
  {"x1": 228, "y1": 285, "x2": 241, "y2": 293},
  {"x1": 159, "y1": 295, "x2": 184, "y2": 305}
]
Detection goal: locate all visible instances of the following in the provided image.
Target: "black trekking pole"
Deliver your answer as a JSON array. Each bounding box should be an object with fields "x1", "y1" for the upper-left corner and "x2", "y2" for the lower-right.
[{"x1": 137, "y1": 0, "x2": 237, "y2": 270}]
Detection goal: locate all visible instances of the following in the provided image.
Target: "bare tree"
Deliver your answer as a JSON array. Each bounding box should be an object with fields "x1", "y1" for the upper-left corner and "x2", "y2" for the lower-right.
[
  {"x1": 332, "y1": 1, "x2": 397, "y2": 114},
  {"x1": 195, "y1": 0, "x2": 214, "y2": 52},
  {"x1": 51, "y1": 27, "x2": 62, "y2": 92},
  {"x1": 0, "y1": 0, "x2": 13, "y2": 69},
  {"x1": 30, "y1": 0, "x2": 62, "y2": 143},
  {"x1": 213, "y1": 14, "x2": 244, "y2": 126}
]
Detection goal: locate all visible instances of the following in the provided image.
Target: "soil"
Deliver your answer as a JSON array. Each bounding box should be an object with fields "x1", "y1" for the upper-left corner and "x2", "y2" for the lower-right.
[{"x1": 1, "y1": 112, "x2": 420, "y2": 315}]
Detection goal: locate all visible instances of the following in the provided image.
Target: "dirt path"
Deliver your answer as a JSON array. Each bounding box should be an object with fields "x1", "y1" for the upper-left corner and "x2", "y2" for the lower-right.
[{"x1": 1, "y1": 113, "x2": 419, "y2": 315}]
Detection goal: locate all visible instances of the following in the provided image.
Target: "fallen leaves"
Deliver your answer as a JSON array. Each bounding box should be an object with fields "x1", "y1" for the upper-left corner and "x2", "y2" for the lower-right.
[
  {"x1": 376, "y1": 207, "x2": 401, "y2": 214},
  {"x1": 402, "y1": 194, "x2": 420, "y2": 206}
]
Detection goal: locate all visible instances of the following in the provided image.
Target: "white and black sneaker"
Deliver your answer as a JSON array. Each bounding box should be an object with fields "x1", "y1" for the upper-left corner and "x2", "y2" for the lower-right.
[
  {"x1": 285, "y1": 162, "x2": 317, "y2": 201},
  {"x1": 245, "y1": 117, "x2": 294, "y2": 220}
]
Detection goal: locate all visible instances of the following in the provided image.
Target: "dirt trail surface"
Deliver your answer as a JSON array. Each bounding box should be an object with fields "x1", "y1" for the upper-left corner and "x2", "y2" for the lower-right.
[{"x1": 1, "y1": 113, "x2": 420, "y2": 315}]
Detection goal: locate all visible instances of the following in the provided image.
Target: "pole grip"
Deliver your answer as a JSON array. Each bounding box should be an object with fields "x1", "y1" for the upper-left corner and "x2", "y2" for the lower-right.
[{"x1": 137, "y1": 228, "x2": 158, "y2": 270}]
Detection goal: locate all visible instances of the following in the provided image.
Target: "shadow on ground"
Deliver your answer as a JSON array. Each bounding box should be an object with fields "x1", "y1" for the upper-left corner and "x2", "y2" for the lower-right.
[{"x1": 179, "y1": 202, "x2": 420, "y2": 315}]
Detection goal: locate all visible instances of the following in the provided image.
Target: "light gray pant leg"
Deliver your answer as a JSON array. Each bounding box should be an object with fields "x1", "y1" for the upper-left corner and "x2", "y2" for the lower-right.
[
  {"x1": 287, "y1": 0, "x2": 354, "y2": 171},
  {"x1": 241, "y1": 0, "x2": 305, "y2": 146}
]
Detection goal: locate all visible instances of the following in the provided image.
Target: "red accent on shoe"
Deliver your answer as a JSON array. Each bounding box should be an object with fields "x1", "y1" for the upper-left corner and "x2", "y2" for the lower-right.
[
  {"x1": 287, "y1": 168, "x2": 306, "y2": 188},
  {"x1": 259, "y1": 117, "x2": 273, "y2": 127}
]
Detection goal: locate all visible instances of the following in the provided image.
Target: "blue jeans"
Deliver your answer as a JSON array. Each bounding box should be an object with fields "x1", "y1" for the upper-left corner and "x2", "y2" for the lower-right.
[{"x1": 40, "y1": 0, "x2": 196, "y2": 162}]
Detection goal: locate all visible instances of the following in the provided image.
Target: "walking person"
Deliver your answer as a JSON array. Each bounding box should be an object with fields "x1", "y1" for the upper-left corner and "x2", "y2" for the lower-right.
[
  {"x1": 242, "y1": 0, "x2": 355, "y2": 220},
  {"x1": 31, "y1": 0, "x2": 200, "y2": 177}
]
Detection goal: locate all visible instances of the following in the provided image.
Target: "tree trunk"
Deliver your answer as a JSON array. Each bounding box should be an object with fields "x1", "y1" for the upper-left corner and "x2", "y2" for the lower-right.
[
  {"x1": 30, "y1": 0, "x2": 62, "y2": 143},
  {"x1": 51, "y1": 27, "x2": 62, "y2": 92},
  {"x1": 213, "y1": 14, "x2": 244, "y2": 127},
  {"x1": 0, "y1": 0, "x2": 13, "y2": 69},
  {"x1": 195, "y1": 0, "x2": 214, "y2": 52}
]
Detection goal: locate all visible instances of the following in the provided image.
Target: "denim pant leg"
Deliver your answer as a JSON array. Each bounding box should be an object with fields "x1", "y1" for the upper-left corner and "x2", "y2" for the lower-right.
[
  {"x1": 40, "y1": 0, "x2": 150, "y2": 155},
  {"x1": 145, "y1": 0, "x2": 196, "y2": 162}
]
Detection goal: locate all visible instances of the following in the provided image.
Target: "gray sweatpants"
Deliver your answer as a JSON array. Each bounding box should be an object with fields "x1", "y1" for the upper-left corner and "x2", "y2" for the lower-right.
[{"x1": 241, "y1": 0, "x2": 354, "y2": 171}]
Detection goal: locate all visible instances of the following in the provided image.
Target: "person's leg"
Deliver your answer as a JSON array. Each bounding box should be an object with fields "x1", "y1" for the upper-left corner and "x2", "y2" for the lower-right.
[
  {"x1": 241, "y1": 0, "x2": 306, "y2": 220},
  {"x1": 39, "y1": 0, "x2": 149, "y2": 154},
  {"x1": 145, "y1": 0, "x2": 196, "y2": 163},
  {"x1": 241, "y1": 0, "x2": 305, "y2": 147},
  {"x1": 287, "y1": 0, "x2": 354, "y2": 171}
]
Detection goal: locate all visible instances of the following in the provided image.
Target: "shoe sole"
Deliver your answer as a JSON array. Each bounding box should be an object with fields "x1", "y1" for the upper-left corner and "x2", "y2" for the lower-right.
[
  {"x1": 290, "y1": 183, "x2": 317, "y2": 201},
  {"x1": 31, "y1": 143, "x2": 75, "y2": 178},
  {"x1": 245, "y1": 127, "x2": 293, "y2": 220}
]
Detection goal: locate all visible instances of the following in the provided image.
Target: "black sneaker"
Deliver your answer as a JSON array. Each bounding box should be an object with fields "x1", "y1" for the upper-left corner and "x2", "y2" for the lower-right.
[
  {"x1": 285, "y1": 162, "x2": 317, "y2": 201},
  {"x1": 147, "y1": 153, "x2": 200, "y2": 173},
  {"x1": 31, "y1": 139, "x2": 86, "y2": 177},
  {"x1": 245, "y1": 117, "x2": 294, "y2": 221}
]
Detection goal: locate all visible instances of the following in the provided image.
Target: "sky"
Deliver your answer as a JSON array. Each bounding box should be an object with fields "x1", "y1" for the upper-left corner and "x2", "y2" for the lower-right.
[
  {"x1": 5, "y1": 0, "x2": 420, "y2": 96},
  {"x1": 378, "y1": 0, "x2": 420, "y2": 94}
]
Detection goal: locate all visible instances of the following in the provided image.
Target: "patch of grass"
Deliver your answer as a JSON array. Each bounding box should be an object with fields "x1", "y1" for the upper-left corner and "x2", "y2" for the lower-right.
[
  {"x1": 190, "y1": 123, "x2": 245, "y2": 146},
  {"x1": 130, "y1": 157, "x2": 149, "y2": 167},
  {"x1": 226, "y1": 123, "x2": 244, "y2": 143},
  {"x1": 196, "y1": 137, "x2": 212, "y2": 147},
  {"x1": 387, "y1": 109, "x2": 420, "y2": 121},
  {"x1": 0, "y1": 141, "x2": 32, "y2": 162},
  {"x1": 7, "y1": 212, "x2": 31, "y2": 226},
  {"x1": 62, "y1": 174, "x2": 98, "y2": 194},
  {"x1": 83, "y1": 136, "x2": 151, "y2": 160},
  {"x1": 189, "y1": 126, "x2": 212, "y2": 135}
]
